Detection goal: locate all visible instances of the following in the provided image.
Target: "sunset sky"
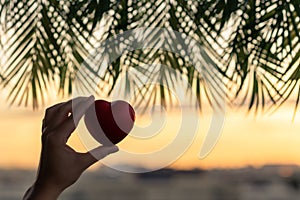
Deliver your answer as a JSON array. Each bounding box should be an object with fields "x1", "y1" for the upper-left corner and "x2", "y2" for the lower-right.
[
  {"x1": 1, "y1": 89, "x2": 300, "y2": 171},
  {"x1": 0, "y1": 0, "x2": 299, "y2": 175}
]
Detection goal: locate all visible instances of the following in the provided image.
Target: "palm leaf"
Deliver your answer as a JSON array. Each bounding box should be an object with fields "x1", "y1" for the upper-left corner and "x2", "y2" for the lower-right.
[
  {"x1": 0, "y1": 0, "x2": 111, "y2": 108},
  {"x1": 0, "y1": 0, "x2": 300, "y2": 115}
]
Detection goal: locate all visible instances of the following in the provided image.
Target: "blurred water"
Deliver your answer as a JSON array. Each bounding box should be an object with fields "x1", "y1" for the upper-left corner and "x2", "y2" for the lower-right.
[{"x1": 1, "y1": 165, "x2": 300, "y2": 200}]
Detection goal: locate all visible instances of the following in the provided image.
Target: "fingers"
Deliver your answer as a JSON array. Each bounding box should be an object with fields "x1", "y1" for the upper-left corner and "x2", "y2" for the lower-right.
[
  {"x1": 56, "y1": 96, "x2": 95, "y2": 141},
  {"x1": 43, "y1": 96, "x2": 94, "y2": 132},
  {"x1": 42, "y1": 102, "x2": 65, "y2": 131},
  {"x1": 61, "y1": 96, "x2": 94, "y2": 121},
  {"x1": 80, "y1": 145, "x2": 119, "y2": 169}
]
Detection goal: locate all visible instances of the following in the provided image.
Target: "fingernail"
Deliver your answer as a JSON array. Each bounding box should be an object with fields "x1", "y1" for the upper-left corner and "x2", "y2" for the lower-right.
[
  {"x1": 90, "y1": 95, "x2": 95, "y2": 100},
  {"x1": 110, "y1": 145, "x2": 119, "y2": 153},
  {"x1": 87, "y1": 95, "x2": 95, "y2": 102}
]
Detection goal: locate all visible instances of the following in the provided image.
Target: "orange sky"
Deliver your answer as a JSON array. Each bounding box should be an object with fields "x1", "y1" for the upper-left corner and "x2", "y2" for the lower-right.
[{"x1": 0, "y1": 92, "x2": 300, "y2": 170}]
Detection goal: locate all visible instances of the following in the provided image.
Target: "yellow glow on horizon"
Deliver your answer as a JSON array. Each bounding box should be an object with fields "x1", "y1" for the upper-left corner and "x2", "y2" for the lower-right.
[{"x1": 0, "y1": 96, "x2": 300, "y2": 170}]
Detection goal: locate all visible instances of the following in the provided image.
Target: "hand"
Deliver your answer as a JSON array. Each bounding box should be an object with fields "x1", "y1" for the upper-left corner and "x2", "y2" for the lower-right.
[{"x1": 23, "y1": 96, "x2": 119, "y2": 200}]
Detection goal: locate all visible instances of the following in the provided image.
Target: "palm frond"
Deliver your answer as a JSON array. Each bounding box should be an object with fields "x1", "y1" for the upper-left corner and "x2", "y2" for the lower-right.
[
  {"x1": 202, "y1": 0, "x2": 300, "y2": 113},
  {"x1": 0, "y1": 0, "x2": 300, "y2": 115},
  {"x1": 0, "y1": 0, "x2": 111, "y2": 108}
]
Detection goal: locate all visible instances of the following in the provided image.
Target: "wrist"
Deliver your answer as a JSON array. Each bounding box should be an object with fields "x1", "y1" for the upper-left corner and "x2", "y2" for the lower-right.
[{"x1": 24, "y1": 180, "x2": 63, "y2": 200}]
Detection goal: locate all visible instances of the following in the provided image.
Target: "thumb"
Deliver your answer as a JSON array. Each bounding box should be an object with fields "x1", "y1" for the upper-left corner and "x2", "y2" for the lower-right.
[{"x1": 80, "y1": 145, "x2": 119, "y2": 169}]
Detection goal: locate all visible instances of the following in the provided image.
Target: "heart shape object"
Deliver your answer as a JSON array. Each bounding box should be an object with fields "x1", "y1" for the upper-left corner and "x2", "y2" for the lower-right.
[{"x1": 84, "y1": 100, "x2": 135, "y2": 145}]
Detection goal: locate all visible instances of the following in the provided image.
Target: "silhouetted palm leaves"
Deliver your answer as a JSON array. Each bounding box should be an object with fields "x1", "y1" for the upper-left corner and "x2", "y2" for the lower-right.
[{"x1": 0, "y1": 0, "x2": 299, "y2": 114}]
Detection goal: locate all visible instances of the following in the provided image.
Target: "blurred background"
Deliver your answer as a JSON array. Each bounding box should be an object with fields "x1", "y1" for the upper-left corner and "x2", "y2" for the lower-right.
[{"x1": 1, "y1": 0, "x2": 300, "y2": 199}]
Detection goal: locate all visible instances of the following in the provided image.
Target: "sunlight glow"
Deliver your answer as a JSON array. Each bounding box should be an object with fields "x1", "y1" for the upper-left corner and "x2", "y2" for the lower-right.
[{"x1": 0, "y1": 94, "x2": 299, "y2": 170}]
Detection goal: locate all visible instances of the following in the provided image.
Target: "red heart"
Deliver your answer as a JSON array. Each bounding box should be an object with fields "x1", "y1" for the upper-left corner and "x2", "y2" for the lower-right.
[{"x1": 84, "y1": 100, "x2": 135, "y2": 145}]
